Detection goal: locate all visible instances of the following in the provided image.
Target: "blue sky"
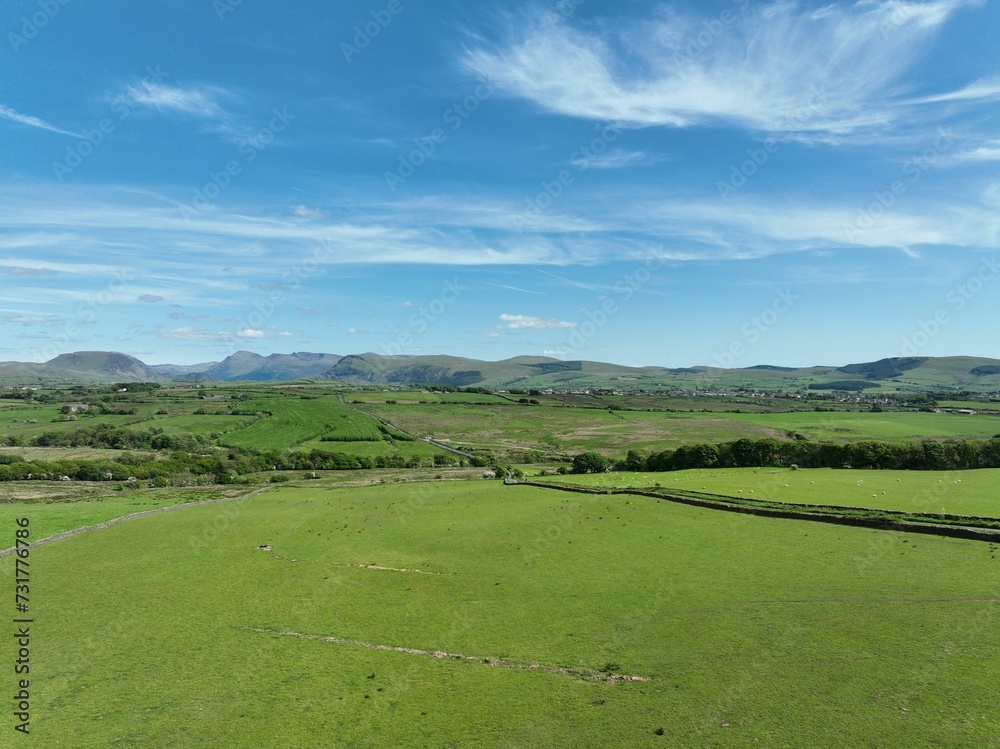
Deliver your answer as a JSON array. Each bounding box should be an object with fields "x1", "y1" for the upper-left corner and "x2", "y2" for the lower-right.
[{"x1": 1, "y1": 0, "x2": 998, "y2": 367}]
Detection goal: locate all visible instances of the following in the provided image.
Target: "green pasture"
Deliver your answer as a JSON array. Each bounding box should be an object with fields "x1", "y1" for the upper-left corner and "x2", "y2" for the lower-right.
[
  {"x1": 357, "y1": 404, "x2": 781, "y2": 454},
  {"x1": 543, "y1": 467, "x2": 1000, "y2": 519},
  {"x1": 0, "y1": 485, "x2": 242, "y2": 540},
  {"x1": 726, "y1": 410, "x2": 1000, "y2": 441},
  {"x1": 7, "y1": 481, "x2": 999, "y2": 747},
  {"x1": 348, "y1": 391, "x2": 512, "y2": 405},
  {"x1": 0, "y1": 446, "x2": 156, "y2": 462},
  {"x1": 359, "y1": 403, "x2": 1000, "y2": 456},
  {"x1": 294, "y1": 437, "x2": 445, "y2": 460},
  {"x1": 220, "y1": 396, "x2": 386, "y2": 450}
]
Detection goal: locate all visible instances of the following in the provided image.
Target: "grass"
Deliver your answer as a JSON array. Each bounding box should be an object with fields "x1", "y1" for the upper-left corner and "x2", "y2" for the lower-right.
[
  {"x1": 542, "y1": 467, "x2": 1000, "y2": 519},
  {"x1": 7, "y1": 481, "x2": 1000, "y2": 747},
  {"x1": 0, "y1": 446, "x2": 156, "y2": 461},
  {"x1": 357, "y1": 403, "x2": 1000, "y2": 456},
  {"x1": 348, "y1": 391, "x2": 512, "y2": 405},
  {"x1": 726, "y1": 410, "x2": 1000, "y2": 441},
  {"x1": 0, "y1": 485, "x2": 243, "y2": 540},
  {"x1": 294, "y1": 437, "x2": 445, "y2": 459},
  {"x1": 219, "y1": 396, "x2": 386, "y2": 450}
]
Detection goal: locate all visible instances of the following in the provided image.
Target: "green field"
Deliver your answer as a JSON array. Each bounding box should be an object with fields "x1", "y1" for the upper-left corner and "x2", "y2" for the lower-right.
[
  {"x1": 356, "y1": 402, "x2": 1000, "y2": 456},
  {"x1": 541, "y1": 467, "x2": 1000, "y2": 519},
  {"x1": 726, "y1": 410, "x2": 1000, "y2": 441},
  {"x1": 348, "y1": 391, "x2": 513, "y2": 405},
  {"x1": 0, "y1": 485, "x2": 244, "y2": 539},
  {"x1": 218, "y1": 396, "x2": 387, "y2": 450},
  {"x1": 5, "y1": 481, "x2": 999, "y2": 747},
  {"x1": 295, "y1": 437, "x2": 445, "y2": 460}
]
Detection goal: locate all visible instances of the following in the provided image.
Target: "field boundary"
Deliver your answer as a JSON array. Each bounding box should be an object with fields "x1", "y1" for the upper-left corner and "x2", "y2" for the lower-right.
[
  {"x1": 0, "y1": 486, "x2": 273, "y2": 558},
  {"x1": 520, "y1": 481, "x2": 1000, "y2": 543}
]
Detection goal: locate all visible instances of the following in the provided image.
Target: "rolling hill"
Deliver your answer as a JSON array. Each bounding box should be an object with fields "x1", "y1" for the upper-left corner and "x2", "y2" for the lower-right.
[{"x1": 1, "y1": 351, "x2": 999, "y2": 393}]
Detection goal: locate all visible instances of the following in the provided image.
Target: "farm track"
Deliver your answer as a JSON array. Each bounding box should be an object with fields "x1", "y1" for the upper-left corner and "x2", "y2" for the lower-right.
[
  {"x1": 234, "y1": 625, "x2": 649, "y2": 684},
  {"x1": 0, "y1": 485, "x2": 274, "y2": 558}
]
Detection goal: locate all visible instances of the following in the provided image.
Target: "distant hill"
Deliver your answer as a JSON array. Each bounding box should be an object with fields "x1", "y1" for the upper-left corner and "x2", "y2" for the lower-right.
[
  {"x1": 0, "y1": 351, "x2": 162, "y2": 384},
  {"x1": 202, "y1": 351, "x2": 343, "y2": 381},
  {"x1": 837, "y1": 357, "x2": 928, "y2": 380},
  {"x1": 149, "y1": 361, "x2": 219, "y2": 377},
  {"x1": 1, "y1": 351, "x2": 999, "y2": 392}
]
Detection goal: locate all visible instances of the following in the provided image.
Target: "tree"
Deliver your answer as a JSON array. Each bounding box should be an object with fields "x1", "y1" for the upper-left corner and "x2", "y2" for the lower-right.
[
  {"x1": 623, "y1": 449, "x2": 646, "y2": 472},
  {"x1": 572, "y1": 452, "x2": 610, "y2": 474}
]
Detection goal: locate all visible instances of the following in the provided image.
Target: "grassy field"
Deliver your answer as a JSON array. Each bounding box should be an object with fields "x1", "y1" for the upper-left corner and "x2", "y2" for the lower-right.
[
  {"x1": 294, "y1": 437, "x2": 445, "y2": 460},
  {"x1": 540, "y1": 467, "x2": 1000, "y2": 519},
  {"x1": 219, "y1": 396, "x2": 387, "y2": 450},
  {"x1": 357, "y1": 403, "x2": 782, "y2": 454},
  {"x1": 348, "y1": 391, "x2": 513, "y2": 405},
  {"x1": 0, "y1": 485, "x2": 244, "y2": 540},
  {"x1": 357, "y1": 403, "x2": 1000, "y2": 456},
  {"x1": 0, "y1": 446, "x2": 156, "y2": 461},
  {"x1": 726, "y1": 410, "x2": 1000, "y2": 441},
  {"x1": 6, "y1": 481, "x2": 999, "y2": 747}
]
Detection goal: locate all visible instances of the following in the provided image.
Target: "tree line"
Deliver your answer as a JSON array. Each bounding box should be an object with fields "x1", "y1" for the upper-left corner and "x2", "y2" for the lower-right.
[
  {"x1": 571, "y1": 436, "x2": 1000, "y2": 473},
  {"x1": 0, "y1": 445, "x2": 475, "y2": 486}
]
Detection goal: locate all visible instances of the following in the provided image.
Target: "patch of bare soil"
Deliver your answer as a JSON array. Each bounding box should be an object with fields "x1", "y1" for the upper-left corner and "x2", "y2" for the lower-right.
[
  {"x1": 235, "y1": 625, "x2": 649, "y2": 684},
  {"x1": 262, "y1": 550, "x2": 446, "y2": 575}
]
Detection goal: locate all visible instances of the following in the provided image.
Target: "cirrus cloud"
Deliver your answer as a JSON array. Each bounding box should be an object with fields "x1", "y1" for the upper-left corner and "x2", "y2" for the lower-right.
[{"x1": 499, "y1": 313, "x2": 578, "y2": 330}]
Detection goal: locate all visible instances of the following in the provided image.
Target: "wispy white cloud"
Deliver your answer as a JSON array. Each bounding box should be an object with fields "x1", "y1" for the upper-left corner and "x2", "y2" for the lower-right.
[
  {"x1": 157, "y1": 327, "x2": 228, "y2": 342},
  {"x1": 0, "y1": 104, "x2": 80, "y2": 138},
  {"x1": 499, "y1": 313, "x2": 577, "y2": 330},
  {"x1": 8, "y1": 267, "x2": 58, "y2": 277},
  {"x1": 121, "y1": 82, "x2": 230, "y2": 119},
  {"x1": 0, "y1": 257, "x2": 124, "y2": 276},
  {"x1": 155, "y1": 325, "x2": 293, "y2": 342},
  {"x1": 627, "y1": 195, "x2": 1000, "y2": 254},
  {"x1": 2, "y1": 314, "x2": 61, "y2": 325},
  {"x1": 578, "y1": 150, "x2": 672, "y2": 169},
  {"x1": 0, "y1": 187, "x2": 606, "y2": 268},
  {"x1": 464, "y1": 0, "x2": 985, "y2": 139},
  {"x1": 291, "y1": 205, "x2": 328, "y2": 219},
  {"x1": 485, "y1": 282, "x2": 546, "y2": 295},
  {"x1": 910, "y1": 76, "x2": 1000, "y2": 104},
  {"x1": 954, "y1": 140, "x2": 1000, "y2": 161}
]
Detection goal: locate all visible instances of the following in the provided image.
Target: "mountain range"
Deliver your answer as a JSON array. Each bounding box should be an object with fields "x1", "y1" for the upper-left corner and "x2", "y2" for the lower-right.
[{"x1": 1, "y1": 351, "x2": 1000, "y2": 393}]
